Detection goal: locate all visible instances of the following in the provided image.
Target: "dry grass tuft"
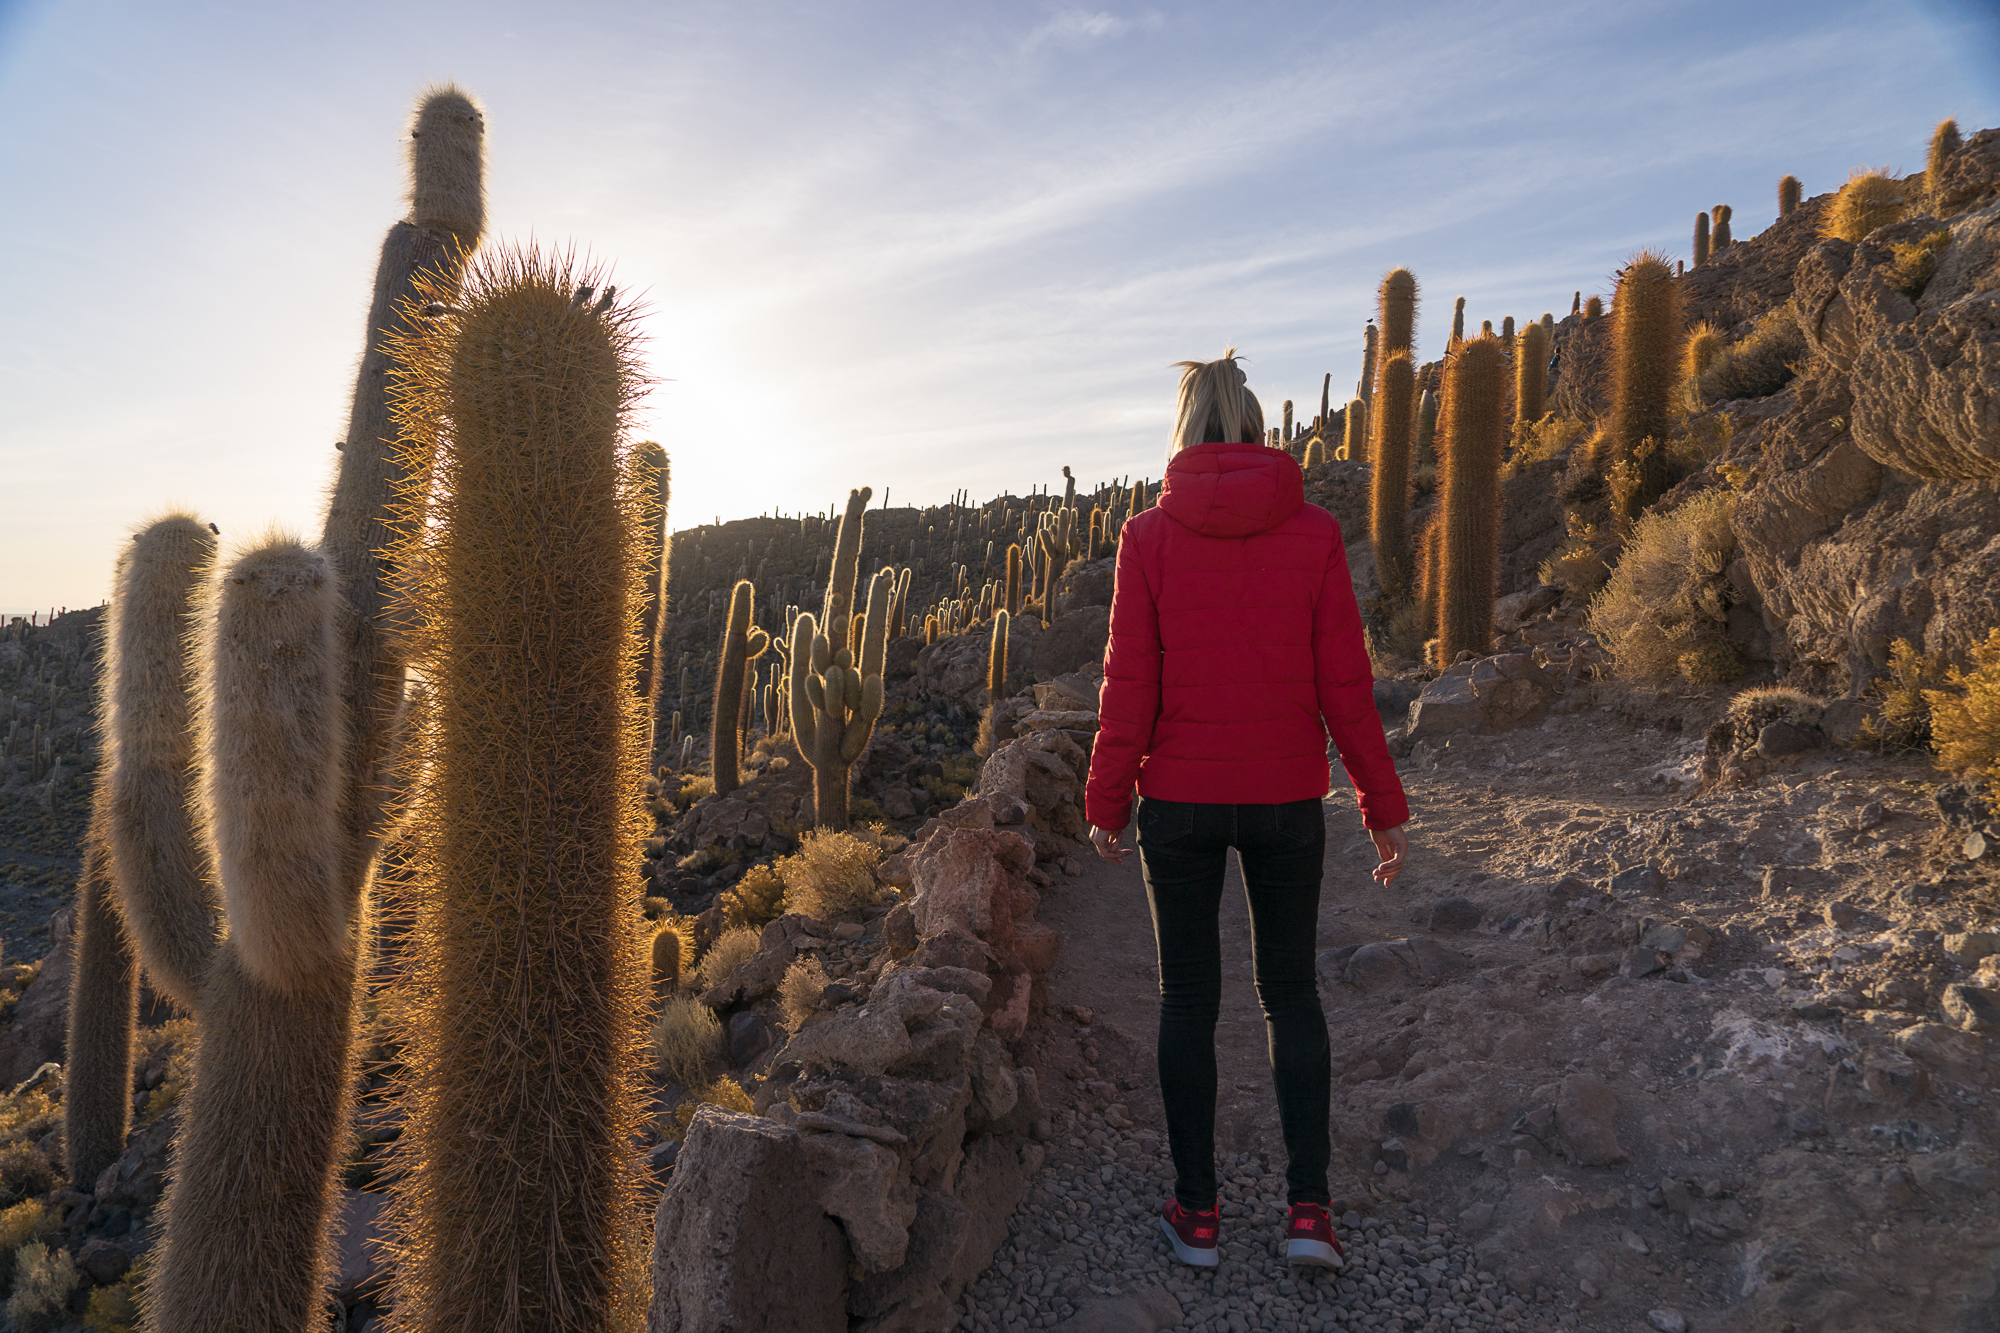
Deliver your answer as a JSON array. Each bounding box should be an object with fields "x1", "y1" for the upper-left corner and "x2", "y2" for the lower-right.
[
  {"x1": 5, "y1": 1242, "x2": 78, "y2": 1332},
  {"x1": 650, "y1": 998, "x2": 723, "y2": 1087},
  {"x1": 693, "y1": 926, "x2": 760, "y2": 993},
  {"x1": 1506, "y1": 415, "x2": 1589, "y2": 475},
  {"x1": 779, "y1": 956, "x2": 831, "y2": 1030},
  {"x1": 1588, "y1": 490, "x2": 1741, "y2": 685},
  {"x1": 1888, "y1": 230, "x2": 1952, "y2": 298},
  {"x1": 1856, "y1": 639, "x2": 1950, "y2": 753},
  {"x1": 1688, "y1": 307, "x2": 1804, "y2": 408},
  {"x1": 1927, "y1": 628, "x2": 2000, "y2": 789},
  {"x1": 719, "y1": 864, "x2": 786, "y2": 931},
  {"x1": 1821, "y1": 168, "x2": 1908, "y2": 243},
  {"x1": 0, "y1": 1201, "x2": 55, "y2": 1288},
  {"x1": 664, "y1": 1078, "x2": 755, "y2": 1142},
  {"x1": 774, "y1": 830, "x2": 886, "y2": 922}
]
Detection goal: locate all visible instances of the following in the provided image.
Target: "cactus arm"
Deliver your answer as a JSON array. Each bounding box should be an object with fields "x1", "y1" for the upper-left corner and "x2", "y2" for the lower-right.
[
  {"x1": 820, "y1": 487, "x2": 872, "y2": 658},
  {"x1": 64, "y1": 805, "x2": 135, "y2": 1189},
  {"x1": 710, "y1": 581, "x2": 753, "y2": 796},
  {"x1": 789, "y1": 613, "x2": 819, "y2": 752}
]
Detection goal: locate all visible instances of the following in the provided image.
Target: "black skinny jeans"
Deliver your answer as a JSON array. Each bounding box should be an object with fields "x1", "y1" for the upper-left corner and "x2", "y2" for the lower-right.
[{"x1": 1135, "y1": 795, "x2": 1331, "y2": 1210}]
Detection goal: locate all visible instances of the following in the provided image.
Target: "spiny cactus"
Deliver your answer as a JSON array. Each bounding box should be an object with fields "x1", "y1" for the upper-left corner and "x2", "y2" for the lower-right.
[
  {"x1": 1693, "y1": 210, "x2": 1710, "y2": 267},
  {"x1": 1779, "y1": 174, "x2": 1801, "y2": 216},
  {"x1": 634, "y1": 443, "x2": 672, "y2": 762},
  {"x1": 1451, "y1": 296, "x2": 1466, "y2": 346},
  {"x1": 1512, "y1": 318, "x2": 1551, "y2": 446},
  {"x1": 1062, "y1": 465, "x2": 1076, "y2": 511},
  {"x1": 1606, "y1": 252, "x2": 1684, "y2": 525},
  {"x1": 1479, "y1": 319, "x2": 1493, "y2": 338},
  {"x1": 1712, "y1": 204, "x2": 1733, "y2": 253},
  {"x1": 1343, "y1": 396, "x2": 1368, "y2": 465},
  {"x1": 1303, "y1": 430, "x2": 1325, "y2": 470},
  {"x1": 652, "y1": 921, "x2": 689, "y2": 989},
  {"x1": 710, "y1": 580, "x2": 769, "y2": 797},
  {"x1": 978, "y1": 608, "x2": 1013, "y2": 757},
  {"x1": 1928, "y1": 119, "x2": 1962, "y2": 209},
  {"x1": 1571, "y1": 291, "x2": 1581, "y2": 316},
  {"x1": 1378, "y1": 268, "x2": 1417, "y2": 366},
  {"x1": 64, "y1": 807, "x2": 133, "y2": 1189},
  {"x1": 1437, "y1": 336, "x2": 1507, "y2": 663},
  {"x1": 1283, "y1": 399, "x2": 1294, "y2": 438},
  {"x1": 385, "y1": 246, "x2": 648, "y2": 1332},
  {"x1": 1370, "y1": 351, "x2": 1417, "y2": 600},
  {"x1": 790, "y1": 563, "x2": 894, "y2": 829},
  {"x1": 1415, "y1": 387, "x2": 1439, "y2": 469},
  {"x1": 1500, "y1": 315, "x2": 1515, "y2": 346},
  {"x1": 1584, "y1": 295, "x2": 1604, "y2": 320},
  {"x1": 1004, "y1": 543, "x2": 1023, "y2": 617},
  {"x1": 1822, "y1": 168, "x2": 1906, "y2": 242},
  {"x1": 1683, "y1": 320, "x2": 1722, "y2": 387},
  {"x1": 1359, "y1": 325, "x2": 1378, "y2": 404}
]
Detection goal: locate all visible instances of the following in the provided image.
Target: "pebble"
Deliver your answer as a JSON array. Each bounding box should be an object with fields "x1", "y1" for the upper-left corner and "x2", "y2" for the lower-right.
[{"x1": 954, "y1": 1109, "x2": 1584, "y2": 1333}]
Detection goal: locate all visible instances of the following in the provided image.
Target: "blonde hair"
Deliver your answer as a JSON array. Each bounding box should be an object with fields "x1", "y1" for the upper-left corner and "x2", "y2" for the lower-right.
[{"x1": 1170, "y1": 347, "x2": 1265, "y2": 457}]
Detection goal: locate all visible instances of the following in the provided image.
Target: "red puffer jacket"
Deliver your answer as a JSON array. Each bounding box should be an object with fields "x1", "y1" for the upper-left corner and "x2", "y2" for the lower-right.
[{"x1": 1083, "y1": 440, "x2": 1409, "y2": 833}]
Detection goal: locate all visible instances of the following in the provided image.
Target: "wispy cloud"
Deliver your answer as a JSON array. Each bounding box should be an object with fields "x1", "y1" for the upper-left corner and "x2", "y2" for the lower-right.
[{"x1": 1024, "y1": 9, "x2": 1161, "y2": 50}]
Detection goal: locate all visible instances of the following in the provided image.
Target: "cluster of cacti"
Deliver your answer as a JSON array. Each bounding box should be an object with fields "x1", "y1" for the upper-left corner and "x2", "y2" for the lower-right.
[
  {"x1": 1605, "y1": 252, "x2": 1684, "y2": 525},
  {"x1": 1712, "y1": 204, "x2": 1733, "y2": 253},
  {"x1": 57, "y1": 86, "x2": 492, "y2": 1333}
]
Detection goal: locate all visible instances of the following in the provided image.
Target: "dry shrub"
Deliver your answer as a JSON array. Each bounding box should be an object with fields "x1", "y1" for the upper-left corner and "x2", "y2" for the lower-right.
[
  {"x1": 677, "y1": 842, "x2": 739, "y2": 876},
  {"x1": 774, "y1": 830, "x2": 886, "y2": 922},
  {"x1": 1505, "y1": 415, "x2": 1588, "y2": 475},
  {"x1": 0, "y1": 1089, "x2": 55, "y2": 1150},
  {"x1": 664, "y1": 1077, "x2": 755, "y2": 1142},
  {"x1": 1672, "y1": 410, "x2": 1736, "y2": 473},
  {"x1": 718, "y1": 864, "x2": 786, "y2": 931},
  {"x1": 693, "y1": 926, "x2": 760, "y2": 992},
  {"x1": 1856, "y1": 639, "x2": 1950, "y2": 753},
  {"x1": 1888, "y1": 229, "x2": 1951, "y2": 297},
  {"x1": 1588, "y1": 490, "x2": 1741, "y2": 685},
  {"x1": 651, "y1": 998, "x2": 723, "y2": 1087},
  {"x1": 0, "y1": 1145, "x2": 55, "y2": 1210},
  {"x1": 671, "y1": 774, "x2": 712, "y2": 811},
  {"x1": 84, "y1": 1279, "x2": 141, "y2": 1333},
  {"x1": 0, "y1": 1200, "x2": 54, "y2": 1290},
  {"x1": 1689, "y1": 307, "x2": 1804, "y2": 408},
  {"x1": 1927, "y1": 628, "x2": 2000, "y2": 787},
  {"x1": 1539, "y1": 516, "x2": 1616, "y2": 601},
  {"x1": 779, "y1": 956, "x2": 831, "y2": 1030},
  {"x1": 1821, "y1": 168, "x2": 1908, "y2": 243},
  {"x1": 4, "y1": 1242, "x2": 77, "y2": 1332},
  {"x1": 135, "y1": 1018, "x2": 197, "y2": 1121}
]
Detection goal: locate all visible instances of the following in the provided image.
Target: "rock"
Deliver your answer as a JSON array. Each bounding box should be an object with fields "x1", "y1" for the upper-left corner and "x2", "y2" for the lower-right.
[
  {"x1": 1823, "y1": 901, "x2": 1861, "y2": 930},
  {"x1": 799, "y1": 1129, "x2": 917, "y2": 1273},
  {"x1": 1424, "y1": 897, "x2": 1484, "y2": 934},
  {"x1": 0, "y1": 910, "x2": 73, "y2": 1089},
  {"x1": 1862, "y1": 1048, "x2": 1932, "y2": 1106},
  {"x1": 1554, "y1": 1073, "x2": 1627, "y2": 1166},
  {"x1": 1052, "y1": 1284, "x2": 1182, "y2": 1333},
  {"x1": 649, "y1": 1108, "x2": 848, "y2": 1333},
  {"x1": 1647, "y1": 1310, "x2": 1688, "y2": 1333},
  {"x1": 1620, "y1": 946, "x2": 1665, "y2": 979},
  {"x1": 1404, "y1": 673, "x2": 1482, "y2": 741},
  {"x1": 727, "y1": 1012, "x2": 775, "y2": 1066},
  {"x1": 1896, "y1": 1022, "x2": 1988, "y2": 1084},
  {"x1": 1323, "y1": 937, "x2": 1470, "y2": 994},
  {"x1": 1493, "y1": 586, "x2": 1561, "y2": 632},
  {"x1": 1944, "y1": 930, "x2": 2000, "y2": 965},
  {"x1": 1639, "y1": 922, "x2": 1690, "y2": 954},
  {"x1": 880, "y1": 783, "x2": 917, "y2": 820},
  {"x1": 1459, "y1": 1201, "x2": 1495, "y2": 1231},
  {"x1": 1031, "y1": 606, "x2": 1110, "y2": 680},
  {"x1": 1910, "y1": 1149, "x2": 1997, "y2": 1199},
  {"x1": 1607, "y1": 864, "x2": 1667, "y2": 897},
  {"x1": 75, "y1": 1237, "x2": 130, "y2": 1286},
  {"x1": 1943, "y1": 983, "x2": 2000, "y2": 1033},
  {"x1": 648, "y1": 1140, "x2": 680, "y2": 1173},
  {"x1": 332, "y1": 1189, "x2": 389, "y2": 1306},
  {"x1": 1373, "y1": 677, "x2": 1422, "y2": 715},
  {"x1": 1931, "y1": 127, "x2": 2000, "y2": 216},
  {"x1": 846, "y1": 1188, "x2": 972, "y2": 1333},
  {"x1": 881, "y1": 901, "x2": 918, "y2": 958},
  {"x1": 1755, "y1": 719, "x2": 1820, "y2": 757}
]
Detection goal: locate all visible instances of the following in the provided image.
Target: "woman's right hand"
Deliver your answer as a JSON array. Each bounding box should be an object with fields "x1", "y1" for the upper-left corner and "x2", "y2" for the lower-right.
[{"x1": 1370, "y1": 825, "x2": 1408, "y2": 885}]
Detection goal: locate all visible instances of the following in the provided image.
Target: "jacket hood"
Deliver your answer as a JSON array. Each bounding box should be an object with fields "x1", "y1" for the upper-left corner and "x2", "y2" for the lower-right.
[{"x1": 1157, "y1": 441, "x2": 1304, "y2": 538}]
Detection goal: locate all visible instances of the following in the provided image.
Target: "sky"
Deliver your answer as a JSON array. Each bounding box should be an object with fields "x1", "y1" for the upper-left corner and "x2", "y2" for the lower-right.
[{"x1": 1, "y1": 0, "x2": 1996, "y2": 613}]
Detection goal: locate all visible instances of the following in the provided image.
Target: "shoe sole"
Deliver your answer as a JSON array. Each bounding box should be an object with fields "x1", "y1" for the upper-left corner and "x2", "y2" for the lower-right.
[
  {"x1": 1287, "y1": 1238, "x2": 1344, "y2": 1269},
  {"x1": 1158, "y1": 1215, "x2": 1219, "y2": 1268}
]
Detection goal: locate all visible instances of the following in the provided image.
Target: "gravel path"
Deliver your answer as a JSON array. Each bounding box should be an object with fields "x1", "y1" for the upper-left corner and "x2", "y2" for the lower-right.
[{"x1": 956, "y1": 1110, "x2": 1596, "y2": 1333}]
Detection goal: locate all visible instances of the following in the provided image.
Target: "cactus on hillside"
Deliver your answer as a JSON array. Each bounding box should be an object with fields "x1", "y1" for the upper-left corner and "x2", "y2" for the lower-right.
[
  {"x1": 1283, "y1": 399, "x2": 1294, "y2": 438},
  {"x1": 1606, "y1": 252, "x2": 1685, "y2": 525},
  {"x1": 1928, "y1": 119, "x2": 1962, "y2": 209},
  {"x1": 1378, "y1": 268, "x2": 1417, "y2": 365},
  {"x1": 64, "y1": 807, "x2": 134, "y2": 1189},
  {"x1": 1005, "y1": 543, "x2": 1022, "y2": 616},
  {"x1": 1571, "y1": 291, "x2": 1581, "y2": 316},
  {"x1": 1712, "y1": 204, "x2": 1733, "y2": 253},
  {"x1": 1500, "y1": 316, "x2": 1515, "y2": 347},
  {"x1": 384, "y1": 246, "x2": 649, "y2": 1331},
  {"x1": 1450, "y1": 296, "x2": 1466, "y2": 346},
  {"x1": 1359, "y1": 325, "x2": 1378, "y2": 404},
  {"x1": 790, "y1": 565, "x2": 894, "y2": 829},
  {"x1": 1584, "y1": 295, "x2": 1603, "y2": 320},
  {"x1": 1370, "y1": 351, "x2": 1417, "y2": 600},
  {"x1": 978, "y1": 608, "x2": 1013, "y2": 757},
  {"x1": 1779, "y1": 175, "x2": 1802, "y2": 216},
  {"x1": 1513, "y1": 319, "x2": 1551, "y2": 444},
  {"x1": 1683, "y1": 320, "x2": 1722, "y2": 388},
  {"x1": 1693, "y1": 211, "x2": 1710, "y2": 267},
  {"x1": 1343, "y1": 396, "x2": 1368, "y2": 465},
  {"x1": 1415, "y1": 387, "x2": 1439, "y2": 469},
  {"x1": 1437, "y1": 336, "x2": 1507, "y2": 663},
  {"x1": 634, "y1": 443, "x2": 672, "y2": 762},
  {"x1": 710, "y1": 580, "x2": 770, "y2": 797},
  {"x1": 1822, "y1": 169, "x2": 1906, "y2": 242}
]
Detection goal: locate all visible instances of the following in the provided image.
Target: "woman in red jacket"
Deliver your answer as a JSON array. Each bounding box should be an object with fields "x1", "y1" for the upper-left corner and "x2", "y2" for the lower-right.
[{"x1": 1085, "y1": 349, "x2": 1410, "y2": 1271}]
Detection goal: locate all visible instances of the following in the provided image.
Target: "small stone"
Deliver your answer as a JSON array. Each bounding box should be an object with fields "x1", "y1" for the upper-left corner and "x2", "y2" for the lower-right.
[
  {"x1": 1577, "y1": 1277, "x2": 1599, "y2": 1299},
  {"x1": 1968, "y1": 830, "x2": 1989, "y2": 860},
  {"x1": 76, "y1": 1237, "x2": 130, "y2": 1285},
  {"x1": 726, "y1": 1011, "x2": 775, "y2": 1065},
  {"x1": 832, "y1": 921, "x2": 865, "y2": 941},
  {"x1": 1824, "y1": 901, "x2": 1861, "y2": 929},
  {"x1": 1755, "y1": 720, "x2": 1817, "y2": 757},
  {"x1": 1062, "y1": 856, "x2": 1085, "y2": 877},
  {"x1": 1424, "y1": 898, "x2": 1484, "y2": 934},
  {"x1": 1944, "y1": 931, "x2": 2000, "y2": 965},
  {"x1": 1620, "y1": 1228, "x2": 1650, "y2": 1254},
  {"x1": 1607, "y1": 864, "x2": 1667, "y2": 897},
  {"x1": 1647, "y1": 1309, "x2": 1688, "y2": 1333},
  {"x1": 1943, "y1": 983, "x2": 2000, "y2": 1033},
  {"x1": 1458, "y1": 1202, "x2": 1494, "y2": 1230},
  {"x1": 1621, "y1": 946, "x2": 1665, "y2": 979},
  {"x1": 1639, "y1": 923, "x2": 1690, "y2": 955}
]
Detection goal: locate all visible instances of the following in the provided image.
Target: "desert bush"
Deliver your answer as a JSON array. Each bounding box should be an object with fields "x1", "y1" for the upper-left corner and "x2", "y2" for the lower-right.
[
  {"x1": 1927, "y1": 628, "x2": 2000, "y2": 788},
  {"x1": 1671, "y1": 410, "x2": 1736, "y2": 473},
  {"x1": 1588, "y1": 490, "x2": 1741, "y2": 685},
  {"x1": 1888, "y1": 229, "x2": 1951, "y2": 297},
  {"x1": 0, "y1": 1201, "x2": 55, "y2": 1291},
  {"x1": 84, "y1": 1279, "x2": 140, "y2": 1333},
  {"x1": 1821, "y1": 168, "x2": 1908, "y2": 242},
  {"x1": 693, "y1": 926, "x2": 760, "y2": 992},
  {"x1": 1505, "y1": 414, "x2": 1588, "y2": 475},
  {"x1": 664, "y1": 1077, "x2": 755, "y2": 1142},
  {"x1": 718, "y1": 864, "x2": 786, "y2": 931},
  {"x1": 1538, "y1": 515, "x2": 1615, "y2": 601},
  {"x1": 671, "y1": 774, "x2": 712, "y2": 811},
  {"x1": 676, "y1": 842, "x2": 739, "y2": 876},
  {"x1": 0, "y1": 1089, "x2": 55, "y2": 1150},
  {"x1": 779, "y1": 956, "x2": 831, "y2": 1030},
  {"x1": 1689, "y1": 307, "x2": 1804, "y2": 407},
  {"x1": 1856, "y1": 639, "x2": 1949, "y2": 753},
  {"x1": 5, "y1": 1242, "x2": 78, "y2": 1333},
  {"x1": 774, "y1": 830, "x2": 886, "y2": 921},
  {"x1": 0, "y1": 1144, "x2": 56, "y2": 1210},
  {"x1": 135, "y1": 1018, "x2": 197, "y2": 1121},
  {"x1": 640, "y1": 896, "x2": 672, "y2": 920},
  {"x1": 651, "y1": 998, "x2": 724, "y2": 1087}
]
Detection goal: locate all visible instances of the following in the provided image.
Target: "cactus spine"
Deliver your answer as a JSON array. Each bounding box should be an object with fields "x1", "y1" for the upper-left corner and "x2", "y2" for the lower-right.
[
  {"x1": 386, "y1": 248, "x2": 648, "y2": 1331},
  {"x1": 1607, "y1": 252, "x2": 1684, "y2": 525},
  {"x1": 710, "y1": 580, "x2": 769, "y2": 797},
  {"x1": 790, "y1": 563, "x2": 893, "y2": 830},
  {"x1": 64, "y1": 809, "x2": 134, "y2": 1189},
  {"x1": 1370, "y1": 351, "x2": 1417, "y2": 600},
  {"x1": 1437, "y1": 336, "x2": 1507, "y2": 663},
  {"x1": 1693, "y1": 210, "x2": 1710, "y2": 267},
  {"x1": 1778, "y1": 174, "x2": 1801, "y2": 217},
  {"x1": 1343, "y1": 396, "x2": 1368, "y2": 465}
]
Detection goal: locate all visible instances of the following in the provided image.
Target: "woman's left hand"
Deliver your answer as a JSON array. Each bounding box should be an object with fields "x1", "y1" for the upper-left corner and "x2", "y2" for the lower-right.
[
  {"x1": 1090, "y1": 825, "x2": 1131, "y2": 865},
  {"x1": 1370, "y1": 825, "x2": 1408, "y2": 885}
]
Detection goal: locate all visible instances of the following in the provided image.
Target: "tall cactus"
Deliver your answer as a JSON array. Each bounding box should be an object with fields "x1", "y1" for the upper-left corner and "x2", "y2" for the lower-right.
[
  {"x1": 64, "y1": 807, "x2": 133, "y2": 1189},
  {"x1": 1437, "y1": 336, "x2": 1507, "y2": 662},
  {"x1": 1927, "y1": 119, "x2": 1961, "y2": 210},
  {"x1": 1513, "y1": 318, "x2": 1551, "y2": 439},
  {"x1": 1450, "y1": 296, "x2": 1466, "y2": 347},
  {"x1": 1358, "y1": 324, "x2": 1378, "y2": 404},
  {"x1": 1584, "y1": 295, "x2": 1603, "y2": 320},
  {"x1": 1005, "y1": 543, "x2": 1022, "y2": 616},
  {"x1": 1607, "y1": 251, "x2": 1684, "y2": 524},
  {"x1": 1370, "y1": 350, "x2": 1417, "y2": 600},
  {"x1": 1343, "y1": 396, "x2": 1368, "y2": 465},
  {"x1": 1378, "y1": 268, "x2": 1417, "y2": 366},
  {"x1": 790, "y1": 564, "x2": 894, "y2": 829},
  {"x1": 634, "y1": 442, "x2": 672, "y2": 763},
  {"x1": 822, "y1": 487, "x2": 873, "y2": 655},
  {"x1": 146, "y1": 538, "x2": 360, "y2": 1333},
  {"x1": 385, "y1": 247, "x2": 649, "y2": 1331},
  {"x1": 1712, "y1": 204, "x2": 1732, "y2": 253},
  {"x1": 1415, "y1": 387, "x2": 1439, "y2": 470},
  {"x1": 1779, "y1": 174, "x2": 1801, "y2": 217},
  {"x1": 710, "y1": 580, "x2": 769, "y2": 797},
  {"x1": 1693, "y1": 211, "x2": 1710, "y2": 267},
  {"x1": 1282, "y1": 399, "x2": 1294, "y2": 438},
  {"x1": 978, "y1": 608, "x2": 1012, "y2": 757}
]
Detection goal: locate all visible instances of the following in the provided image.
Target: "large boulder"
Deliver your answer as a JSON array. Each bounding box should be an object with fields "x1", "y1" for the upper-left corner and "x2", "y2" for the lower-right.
[
  {"x1": 1031, "y1": 606, "x2": 1109, "y2": 681},
  {"x1": 0, "y1": 909, "x2": 72, "y2": 1090}
]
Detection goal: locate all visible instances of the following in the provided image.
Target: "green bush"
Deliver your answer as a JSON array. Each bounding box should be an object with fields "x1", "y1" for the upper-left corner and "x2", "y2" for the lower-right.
[{"x1": 1588, "y1": 490, "x2": 1741, "y2": 685}]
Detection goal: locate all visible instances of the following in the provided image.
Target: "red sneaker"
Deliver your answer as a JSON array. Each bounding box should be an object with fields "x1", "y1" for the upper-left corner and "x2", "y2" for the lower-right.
[
  {"x1": 1158, "y1": 1198, "x2": 1220, "y2": 1267},
  {"x1": 1286, "y1": 1202, "x2": 1344, "y2": 1269}
]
